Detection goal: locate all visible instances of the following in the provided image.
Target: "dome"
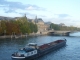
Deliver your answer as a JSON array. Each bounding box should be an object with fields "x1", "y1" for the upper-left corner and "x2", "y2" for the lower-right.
[{"x1": 37, "y1": 18, "x2": 43, "y2": 22}]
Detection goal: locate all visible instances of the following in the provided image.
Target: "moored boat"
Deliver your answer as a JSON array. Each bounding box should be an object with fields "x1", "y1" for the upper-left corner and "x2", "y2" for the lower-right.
[{"x1": 11, "y1": 38, "x2": 66, "y2": 60}]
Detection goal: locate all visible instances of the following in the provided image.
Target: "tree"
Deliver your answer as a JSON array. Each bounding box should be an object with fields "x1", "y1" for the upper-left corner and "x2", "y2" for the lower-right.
[
  {"x1": 6, "y1": 22, "x2": 20, "y2": 35},
  {"x1": 50, "y1": 23, "x2": 60, "y2": 30},
  {"x1": 0, "y1": 20, "x2": 6, "y2": 35},
  {"x1": 33, "y1": 24, "x2": 38, "y2": 33},
  {"x1": 15, "y1": 16, "x2": 30, "y2": 34},
  {"x1": 0, "y1": 15, "x2": 38, "y2": 35},
  {"x1": 50, "y1": 23, "x2": 80, "y2": 31}
]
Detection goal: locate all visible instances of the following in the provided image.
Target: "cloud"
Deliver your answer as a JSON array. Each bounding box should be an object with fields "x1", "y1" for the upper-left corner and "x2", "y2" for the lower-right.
[
  {"x1": 27, "y1": 6, "x2": 34, "y2": 10},
  {"x1": 55, "y1": 14, "x2": 71, "y2": 18},
  {"x1": 3, "y1": 7, "x2": 17, "y2": 13},
  {"x1": 0, "y1": 0, "x2": 24, "y2": 8},
  {"x1": 26, "y1": 5, "x2": 46, "y2": 11},
  {"x1": 0, "y1": 0, "x2": 46, "y2": 13}
]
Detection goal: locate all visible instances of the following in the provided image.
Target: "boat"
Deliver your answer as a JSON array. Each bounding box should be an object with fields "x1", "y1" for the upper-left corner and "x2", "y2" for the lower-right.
[{"x1": 11, "y1": 38, "x2": 66, "y2": 60}]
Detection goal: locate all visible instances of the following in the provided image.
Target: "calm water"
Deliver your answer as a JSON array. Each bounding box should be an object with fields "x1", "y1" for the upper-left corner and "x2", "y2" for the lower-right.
[{"x1": 0, "y1": 33, "x2": 80, "y2": 60}]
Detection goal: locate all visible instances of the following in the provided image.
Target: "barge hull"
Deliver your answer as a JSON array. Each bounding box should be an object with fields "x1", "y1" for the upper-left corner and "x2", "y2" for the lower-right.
[
  {"x1": 25, "y1": 40, "x2": 66, "y2": 60},
  {"x1": 12, "y1": 40, "x2": 66, "y2": 60},
  {"x1": 38, "y1": 40, "x2": 66, "y2": 56}
]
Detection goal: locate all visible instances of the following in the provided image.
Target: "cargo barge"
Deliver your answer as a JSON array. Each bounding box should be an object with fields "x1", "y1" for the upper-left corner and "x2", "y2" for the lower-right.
[{"x1": 12, "y1": 39, "x2": 66, "y2": 60}]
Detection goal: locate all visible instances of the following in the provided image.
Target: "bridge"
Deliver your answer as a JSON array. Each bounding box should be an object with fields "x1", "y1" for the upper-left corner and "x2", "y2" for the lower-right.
[
  {"x1": 49, "y1": 31, "x2": 71, "y2": 36},
  {"x1": 47, "y1": 30, "x2": 69, "y2": 36},
  {"x1": 47, "y1": 30, "x2": 79, "y2": 36},
  {"x1": 36, "y1": 30, "x2": 79, "y2": 36},
  {"x1": 44, "y1": 30, "x2": 79, "y2": 36}
]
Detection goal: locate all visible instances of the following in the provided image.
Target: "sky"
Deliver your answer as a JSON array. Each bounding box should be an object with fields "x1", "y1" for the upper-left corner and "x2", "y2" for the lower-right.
[{"x1": 0, "y1": 0, "x2": 80, "y2": 27}]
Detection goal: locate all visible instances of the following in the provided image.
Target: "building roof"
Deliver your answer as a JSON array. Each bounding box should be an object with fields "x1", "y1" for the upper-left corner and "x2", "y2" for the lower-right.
[{"x1": 35, "y1": 18, "x2": 44, "y2": 23}]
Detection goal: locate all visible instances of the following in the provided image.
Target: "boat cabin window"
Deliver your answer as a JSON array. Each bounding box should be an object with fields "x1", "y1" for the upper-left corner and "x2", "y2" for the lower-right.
[
  {"x1": 24, "y1": 48, "x2": 35, "y2": 52},
  {"x1": 34, "y1": 50, "x2": 37, "y2": 54},
  {"x1": 30, "y1": 50, "x2": 37, "y2": 55},
  {"x1": 31, "y1": 51, "x2": 34, "y2": 54},
  {"x1": 18, "y1": 50, "x2": 26, "y2": 54},
  {"x1": 25, "y1": 50, "x2": 37, "y2": 57}
]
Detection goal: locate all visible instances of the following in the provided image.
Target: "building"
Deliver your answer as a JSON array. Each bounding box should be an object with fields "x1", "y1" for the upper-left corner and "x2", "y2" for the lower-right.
[
  {"x1": 34, "y1": 16, "x2": 49, "y2": 33},
  {"x1": 28, "y1": 16, "x2": 49, "y2": 34},
  {"x1": 28, "y1": 19, "x2": 35, "y2": 24}
]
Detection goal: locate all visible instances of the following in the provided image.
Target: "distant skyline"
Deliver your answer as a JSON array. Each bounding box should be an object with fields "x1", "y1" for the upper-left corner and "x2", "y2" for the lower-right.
[{"x1": 0, "y1": 0, "x2": 80, "y2": 27}]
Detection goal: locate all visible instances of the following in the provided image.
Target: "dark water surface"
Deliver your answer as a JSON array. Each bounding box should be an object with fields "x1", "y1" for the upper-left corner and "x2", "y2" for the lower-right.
[{"x1": 0, "y1": 35, "x2": 80, "y2": 60}]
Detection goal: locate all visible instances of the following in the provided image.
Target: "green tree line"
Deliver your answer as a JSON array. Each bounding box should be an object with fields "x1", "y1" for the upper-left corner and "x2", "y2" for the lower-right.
[
  {"x1": 0, "y1": 16, "x2": 38, "y2": 35},
  {"x1": 50, "y1": 23, "x2": 80, "y2": 31}
]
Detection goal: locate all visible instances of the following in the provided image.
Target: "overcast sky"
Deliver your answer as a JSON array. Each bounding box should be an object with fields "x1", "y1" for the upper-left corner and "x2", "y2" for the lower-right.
[{"x1": 0, "y1": 0, "x2": 80, "y2": 27}]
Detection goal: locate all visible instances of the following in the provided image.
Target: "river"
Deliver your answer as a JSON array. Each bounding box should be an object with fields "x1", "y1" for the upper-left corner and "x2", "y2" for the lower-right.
[{"x1": 0, "y1": 32, "x2": 80, "y2": 60}]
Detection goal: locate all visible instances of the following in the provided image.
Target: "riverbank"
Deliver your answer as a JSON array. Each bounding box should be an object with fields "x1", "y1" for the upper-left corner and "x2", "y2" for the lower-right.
[
  {"x1": 0, "y1": 35, "x2": 26, "y2": 39},
  {"x1": 0, "y1": 33, "x2": 47, "y2": 39}
]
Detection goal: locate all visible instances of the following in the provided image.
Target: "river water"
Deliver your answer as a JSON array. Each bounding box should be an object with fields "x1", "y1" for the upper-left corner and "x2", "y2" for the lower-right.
[{"x1": 0, "y1": 33, "x2": 80, "y2": 60}]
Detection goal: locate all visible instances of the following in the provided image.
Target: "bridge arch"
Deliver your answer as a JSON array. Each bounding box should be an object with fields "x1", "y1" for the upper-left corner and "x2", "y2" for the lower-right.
[{"x1": 48, "y1": 31, "x2": 71, "y2": 36}]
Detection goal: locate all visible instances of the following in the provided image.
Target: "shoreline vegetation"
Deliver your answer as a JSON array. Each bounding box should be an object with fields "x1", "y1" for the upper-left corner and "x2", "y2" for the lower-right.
[
  {"x1": 0, "y1": 15, "x2": 80, "y2": 39},
  {"x1": 0, "y1": 15, "x2": 38, "y2": 37}
]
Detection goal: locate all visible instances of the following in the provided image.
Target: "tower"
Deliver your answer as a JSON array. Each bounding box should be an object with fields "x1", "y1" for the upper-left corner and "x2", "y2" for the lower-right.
[
  {"x1": 35, "y1": 15, "x2": 38, "y2": 23},
  {"x1": 24, "y1": 13, "x2": 26, "y2": 17}
]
